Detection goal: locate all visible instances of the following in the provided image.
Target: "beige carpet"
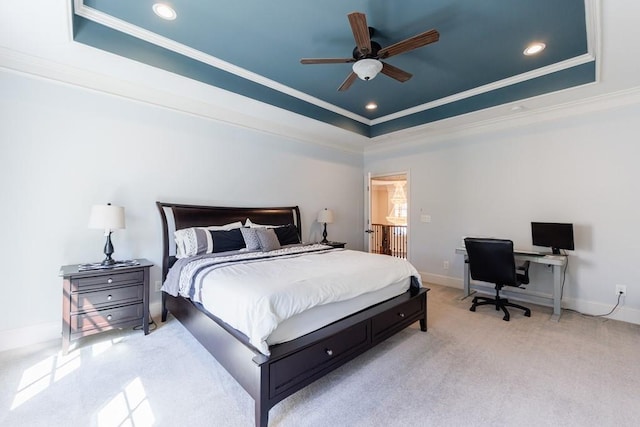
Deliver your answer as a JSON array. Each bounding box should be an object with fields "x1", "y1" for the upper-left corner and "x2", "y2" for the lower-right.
[{"x1": 1, "y1": 284, "x2": 639, "y2": 427}]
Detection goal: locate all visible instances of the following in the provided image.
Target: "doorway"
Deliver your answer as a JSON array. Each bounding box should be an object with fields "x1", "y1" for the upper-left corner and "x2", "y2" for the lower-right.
[{"x1": 366, "y1": 172, "x2": 409, "y2": 259}]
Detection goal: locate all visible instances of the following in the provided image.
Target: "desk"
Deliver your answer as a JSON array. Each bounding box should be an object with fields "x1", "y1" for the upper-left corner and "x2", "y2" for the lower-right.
[{"x1": 455, "y1": 248, "x2": 567, "y2": 321}]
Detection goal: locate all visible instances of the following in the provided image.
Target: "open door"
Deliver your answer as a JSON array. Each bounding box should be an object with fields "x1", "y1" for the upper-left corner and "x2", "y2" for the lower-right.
[{"x1": 365, "y1": 172, "x2": 409, "y2": 259}]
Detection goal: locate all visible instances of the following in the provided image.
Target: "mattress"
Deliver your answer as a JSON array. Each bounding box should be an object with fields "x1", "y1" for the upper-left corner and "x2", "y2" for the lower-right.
[
  {"x1": 266, "y1": 276, "x2": 409, "y2": 346},
  {"x1": 164, "y1": 244, "x2": 421, "y2": 355}
]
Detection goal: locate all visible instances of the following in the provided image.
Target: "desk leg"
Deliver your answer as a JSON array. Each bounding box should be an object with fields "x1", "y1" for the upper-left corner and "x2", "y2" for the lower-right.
[
  {"x1": 461, "y1": 256, "x2": 473, "y2": 300},
  {"x1": 550, "y1": 265, "x2": 562, "y2": 322}
]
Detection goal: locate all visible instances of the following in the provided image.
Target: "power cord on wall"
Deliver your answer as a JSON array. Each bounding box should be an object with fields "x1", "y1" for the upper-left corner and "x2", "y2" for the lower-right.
[
  {"x1": 564, "y1": 292, "x2": 623, "y2": 319},
  {"x1": 559, "y1": 250, "x2": 623, "y2": 319}
]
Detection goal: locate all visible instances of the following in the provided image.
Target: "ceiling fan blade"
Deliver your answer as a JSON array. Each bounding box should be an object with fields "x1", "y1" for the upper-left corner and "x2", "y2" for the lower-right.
[
  {"x1": 378, "y1": 29, "x2": 440, "y2": 59},
  {"x1": 380, "y1": 62, "x2": 412, "y2": 82},
  {"x1": 301, "y1": 58, "x2": 355, "y2": 64},
  {"x1": 338, "y1": 72, "x2": 358, "y2": 91},
  {"x1": 348, "y1": 12, "x2": 372, "y2": 56}
]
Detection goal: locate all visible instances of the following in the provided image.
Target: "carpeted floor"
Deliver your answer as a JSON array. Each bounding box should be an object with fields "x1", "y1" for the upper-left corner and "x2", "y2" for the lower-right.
[{"x1": 1, "y1": 284, "x2": 639, "y2": 427}]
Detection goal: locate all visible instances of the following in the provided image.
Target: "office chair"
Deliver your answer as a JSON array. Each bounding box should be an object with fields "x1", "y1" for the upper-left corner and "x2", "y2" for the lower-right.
[{"x1": 464, "y1": 237, "x2": 531, "y2": 321}]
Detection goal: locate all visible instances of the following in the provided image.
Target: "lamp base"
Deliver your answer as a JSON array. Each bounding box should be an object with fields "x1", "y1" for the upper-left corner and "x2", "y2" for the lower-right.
[
  {"x1": 101, "y1": 256, "x2": 116, "y2": 266},
  {"x1": 321, "y1": 223, "x2": 328, "y2": 243},
  {"x1": 102, "y1": 232, "x2": 116, "y2": 266}
]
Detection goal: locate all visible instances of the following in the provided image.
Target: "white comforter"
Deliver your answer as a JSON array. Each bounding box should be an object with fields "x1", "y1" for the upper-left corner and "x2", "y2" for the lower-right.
[{"x1": 194, "y1": 248, "x2": 421, "y2": 355}]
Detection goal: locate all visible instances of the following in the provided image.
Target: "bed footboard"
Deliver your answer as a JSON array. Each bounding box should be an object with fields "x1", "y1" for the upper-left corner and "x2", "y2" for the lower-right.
[{"x1": 164, "y1": 287, "x2": 428, "y2": 427}]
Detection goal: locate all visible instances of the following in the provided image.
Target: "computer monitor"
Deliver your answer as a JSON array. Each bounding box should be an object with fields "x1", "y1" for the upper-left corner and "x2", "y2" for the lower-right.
[{"x1": 531, "y1": 222, "x2": 574, "y2": 254}]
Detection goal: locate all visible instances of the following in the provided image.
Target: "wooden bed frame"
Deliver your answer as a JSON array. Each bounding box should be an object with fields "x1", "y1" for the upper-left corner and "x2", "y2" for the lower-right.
[{"x1": 157, "y1": 201, "x2": 428, "y2": 427}]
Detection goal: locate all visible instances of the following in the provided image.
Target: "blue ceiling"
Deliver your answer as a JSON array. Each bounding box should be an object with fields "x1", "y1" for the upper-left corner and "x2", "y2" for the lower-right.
[{"x1": 72, "y1": 0, "x2": 594, "y2": 137}]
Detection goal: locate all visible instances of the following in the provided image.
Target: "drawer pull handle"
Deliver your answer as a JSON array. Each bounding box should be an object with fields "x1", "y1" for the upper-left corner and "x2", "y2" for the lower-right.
[
  {"x1": 398, "y1": 312, "x2": 405, "y2": 318},
  {"x1": 107, "y1": 295, "x2": 112, "y2": 301},
  {"x1": 325, "y1": 349, "x2": 333, "y2": 356},
  {"x1": 107, "y1": 314, "x2": 113, "y2": 321},
  {"x1": 107, "y1": 278, "x2": 113, "y2": 284}
]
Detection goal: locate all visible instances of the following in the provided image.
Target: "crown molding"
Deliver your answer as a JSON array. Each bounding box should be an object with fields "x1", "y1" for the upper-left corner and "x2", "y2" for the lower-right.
[
  {"x1": 72, "y1": 0, "x2": 370, "y2": 126},
  {"x1": 365, "y1": 84, "x2": 640, "y2": 155},
  {"x1": 370, "y1": 54, "x2": 595, "y2": 125},
  {"x1": 0, "y1": 45, "x2": 367, "y2": 154}
]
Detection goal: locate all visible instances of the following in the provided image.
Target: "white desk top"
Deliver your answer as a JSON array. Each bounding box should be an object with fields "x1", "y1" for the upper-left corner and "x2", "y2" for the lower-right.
[{"x1": 455, "y1": 247, "x2": 567, "y2": 266}]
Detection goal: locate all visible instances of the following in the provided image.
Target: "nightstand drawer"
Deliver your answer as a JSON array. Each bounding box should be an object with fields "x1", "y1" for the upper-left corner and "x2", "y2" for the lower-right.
[
  {"x1": 72, "y1": 270, "x2": 144, "y2": 291},
  {"x1": 72, "y1": 284, "x2": 144, "y2": 313},
  {"x1": 70, "y1": 303, "x2": 143, "y2": 334}
]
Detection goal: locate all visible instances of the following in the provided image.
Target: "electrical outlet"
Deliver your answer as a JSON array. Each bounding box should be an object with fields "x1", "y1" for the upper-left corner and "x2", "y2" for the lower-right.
[
  {"x1": 616, "y1": 285, "x2": 627, "y2": 297},
  {"x1": 443, "y1": 261, "x2": 450, "y2": 270},
  {"x1": 155, "y1": 281, "x2": 163, "y2": 292}
]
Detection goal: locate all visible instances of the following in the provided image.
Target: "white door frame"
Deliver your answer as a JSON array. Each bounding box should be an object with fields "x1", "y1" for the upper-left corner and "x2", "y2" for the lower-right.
[{"x1": 365, "y1": 170, "x2": 411, "y2": 259}]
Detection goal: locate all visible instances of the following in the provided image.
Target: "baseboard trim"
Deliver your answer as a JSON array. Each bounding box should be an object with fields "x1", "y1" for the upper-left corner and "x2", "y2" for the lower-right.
[
  {"x1": 420, "y1": 270, "x2": 640, "y2": 325},
  {"x1": 0, "y1": 321, "x2": 61, "y2": 353},
  {"x1": 0, "y1": 302, "x2": 164, "y2": 354}
]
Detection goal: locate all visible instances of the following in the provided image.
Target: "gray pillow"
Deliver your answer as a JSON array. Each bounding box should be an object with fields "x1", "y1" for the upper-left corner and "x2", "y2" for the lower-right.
[
  {"x1": 240, "y1": 227, "x2": 261, "y2": 251},
  {"x1": 256, "y1": 228, "x2": 281, "y2": 252}
]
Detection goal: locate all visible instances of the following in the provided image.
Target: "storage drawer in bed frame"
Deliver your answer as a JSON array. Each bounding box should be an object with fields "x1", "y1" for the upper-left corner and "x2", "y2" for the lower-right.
[
  {"x1": 371, "y1": 295, "x2": 425, "y2": 344},
  {"x1": 265, "y1": 288, "x2": 428, "y2": 402},
  {"x1": 269, "y1": 321, "x2": 370, "y2": 398}
]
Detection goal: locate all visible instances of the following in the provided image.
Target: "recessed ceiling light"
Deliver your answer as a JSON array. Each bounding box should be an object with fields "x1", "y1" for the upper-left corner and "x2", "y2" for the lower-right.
[
  {"x1": 365, "y1": 102, "x2": 378, "y2": 110},
  {"x1": 523, "y1": 42, "x2": 546, "y2": 56},
  {"x1": 153, "y1": 3, "x2": 177, "y2": 20}
]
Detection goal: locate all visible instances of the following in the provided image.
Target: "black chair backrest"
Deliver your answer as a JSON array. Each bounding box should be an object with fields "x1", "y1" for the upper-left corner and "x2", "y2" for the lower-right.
[{"x1": 464, "y1": 238, "x2": 517, "y2": 286}]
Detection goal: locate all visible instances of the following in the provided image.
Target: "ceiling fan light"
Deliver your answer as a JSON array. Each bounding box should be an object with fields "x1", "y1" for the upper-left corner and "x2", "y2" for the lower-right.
[{"x1": 352, "y1": 59, "x2": 383, "y2": 81}]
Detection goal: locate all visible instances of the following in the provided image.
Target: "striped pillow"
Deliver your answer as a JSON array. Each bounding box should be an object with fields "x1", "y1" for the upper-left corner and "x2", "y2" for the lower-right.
[{"x1": 175, "y1": 222, "x2": 242, "y2": 258}]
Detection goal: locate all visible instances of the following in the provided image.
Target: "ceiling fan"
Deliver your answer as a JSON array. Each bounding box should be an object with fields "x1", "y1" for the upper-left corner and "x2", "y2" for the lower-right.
[{"x1": 300, "y1": 12, "x2": 440, "y2": 91}]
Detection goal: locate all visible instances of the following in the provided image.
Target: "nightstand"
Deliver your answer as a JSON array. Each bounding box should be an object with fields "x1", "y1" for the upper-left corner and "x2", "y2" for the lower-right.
[
  {"x1": 324, "y1": 241, "x2": 346, "y2": 248},
  {"x1": 60, "y1": 259, "x2": 153, "y2": 353}
]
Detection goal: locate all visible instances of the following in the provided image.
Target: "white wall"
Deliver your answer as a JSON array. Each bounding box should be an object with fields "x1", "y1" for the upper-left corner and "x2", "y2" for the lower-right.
[
  {"x1": 0, "y1": 70, "x2": 364, "y2": 350},
  {"x1": 365, "y1": 100, "x2": 640, "y2": 323}
]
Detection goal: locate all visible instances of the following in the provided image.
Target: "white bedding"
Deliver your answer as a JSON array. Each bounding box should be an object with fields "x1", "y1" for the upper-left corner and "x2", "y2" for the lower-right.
[
  {"x1": 266, "y1": 276, "x2": 410, "y2": 346},
  {"x1": 195, "y1": 248, "x2": 421, "y2": 355}
]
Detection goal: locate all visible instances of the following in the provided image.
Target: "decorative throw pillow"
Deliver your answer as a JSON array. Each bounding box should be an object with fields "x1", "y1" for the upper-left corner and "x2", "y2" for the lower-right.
[
  {"x1": 210, "y1": 228, "x2": 246, "y2": 253},
  {"x1": 274, "y1": 224, "x2": 300, "y2": 245},
  {"x1": 255, "y1": 228, "x2": 281, "y2": 252},
  {"x1": 240, "y1": 227, "x2": 262, "y2": 251},
  {"x1": 174, "y1": 221, "x2": 243, "y2": 258}
]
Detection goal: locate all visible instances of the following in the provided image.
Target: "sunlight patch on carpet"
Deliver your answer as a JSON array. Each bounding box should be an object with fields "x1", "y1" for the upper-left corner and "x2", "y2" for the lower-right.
[
  {"x1": 97, "y1": 377, "x2": 155, "y2": 427},
  {"x1": 10, "y1": 350, "x2": 81, "y2": 410}
]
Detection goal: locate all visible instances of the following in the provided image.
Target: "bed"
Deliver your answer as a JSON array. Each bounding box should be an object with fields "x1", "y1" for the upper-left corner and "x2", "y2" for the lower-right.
[{"x1": 157, "y1": 201, "x2": 428, "y2": 427}]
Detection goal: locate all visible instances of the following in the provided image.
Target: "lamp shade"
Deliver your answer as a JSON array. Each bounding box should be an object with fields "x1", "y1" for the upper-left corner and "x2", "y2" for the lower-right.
[
  {"x1": 88, "y1": 204, "x2": 125, "y2": 230},
  {"x1": 317, "y1": 208, "x2": 334, "y2": 224}
]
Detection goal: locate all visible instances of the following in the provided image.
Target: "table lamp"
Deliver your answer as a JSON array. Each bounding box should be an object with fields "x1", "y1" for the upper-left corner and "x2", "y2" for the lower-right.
[
  {"x1": 88, "y1": 203, "x2": 125, "y2": 265},
  {"x1": 317, "y1": 208, "x2": 334, "y2": 244}
]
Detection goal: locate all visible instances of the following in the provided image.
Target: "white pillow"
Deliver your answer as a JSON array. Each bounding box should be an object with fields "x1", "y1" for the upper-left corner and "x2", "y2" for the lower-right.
[
  {"x1": 175, "y1": 221, "x2": 242, "y2": 258},
  {"x1": 245, "y1": 218, "x2": 280, "y2": 228}
]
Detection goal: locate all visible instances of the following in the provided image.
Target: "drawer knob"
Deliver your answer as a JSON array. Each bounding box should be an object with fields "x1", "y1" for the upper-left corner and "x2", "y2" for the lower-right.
[
  {"x1": 398, "y1": 312, "x2": 405, "y2": 318},
  {"x1": 107, "y1": 278, "x2": 113, "y2": 284},
  {"x1": 107, "y1": 295, "x2": 113, "y2": 301},
  {"x1": 107, "y1": 314, "x2": 113, "y2": 321},
  {"x1": 325, "y1": 349, "x2": 333, "y2": 356}
]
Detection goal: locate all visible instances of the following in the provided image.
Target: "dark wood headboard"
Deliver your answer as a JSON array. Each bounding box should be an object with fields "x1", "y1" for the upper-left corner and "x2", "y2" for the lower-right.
[{"x1": 156, "y1": 201, "x2": 301, "y2": 280}]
